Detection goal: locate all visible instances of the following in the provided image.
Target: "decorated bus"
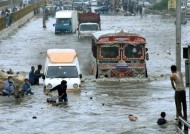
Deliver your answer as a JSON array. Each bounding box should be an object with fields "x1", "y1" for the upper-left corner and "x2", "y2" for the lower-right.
[{"x1": 91, "y1": 30, "x2": 149, "y2": 79}]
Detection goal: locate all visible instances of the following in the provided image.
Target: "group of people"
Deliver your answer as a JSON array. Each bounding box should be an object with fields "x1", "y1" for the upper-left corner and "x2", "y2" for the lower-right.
[
  {"x1": 0, "y1": 64, "x2": 68, "y2": 103},
  {"x1": 29, "y1": 64, "x2": 44, "y2": 86},
  {"x1": 0, "y1": 64, "x2": 44, "y2": 98},
  {"x1": 1, "y1": 76, "x2": 34, "y2": 98},
  {"x1": 0, "y1": 64, "x2": 185, "y2": 118},
  {"x1": 156, "y1": 65, "x2": 187, "y2": 128},
  {"x1": 29, "y1": 64, "x2": 68, "y2": 103}
]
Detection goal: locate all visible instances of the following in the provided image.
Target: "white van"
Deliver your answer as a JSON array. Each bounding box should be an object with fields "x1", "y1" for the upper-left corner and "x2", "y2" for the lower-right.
[{"x1": 44, "y1": 49, "x2": 82, "y2": 92}]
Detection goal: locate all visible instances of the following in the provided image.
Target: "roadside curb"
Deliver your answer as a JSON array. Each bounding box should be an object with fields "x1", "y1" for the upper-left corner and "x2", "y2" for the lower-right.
[{"x1": 0, "y1": 12, "x2": 34, "y2": 40}]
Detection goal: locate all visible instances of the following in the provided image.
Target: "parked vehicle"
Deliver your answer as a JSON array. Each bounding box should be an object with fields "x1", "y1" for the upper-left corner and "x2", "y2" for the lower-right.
[
  {"x1": 186, "y1": 3, "x2": 190, "y2": 15},
  {"x1": 53, "y1": 10, "x2": 78, "y2": 34},
  {"x1": 73, "y1": 0, "x2": 84, "y2": 11},
  {"x1": 94, "y1": 6, "x2": 109, "y2": 13},
  {"x1": 73, "y1": 3, "x2": 83, "y2": 11},
  {"x1": 63, "y1": 2, "x2": 73, "y2": 10},
  {"x1": 91, "y1": 0, "x2": 98, "y2": 6},
  {"x1": 83, "y1": 0, "x2": 90, "y2": 6},
  {"x1": 43, "y1": 49, "x2": 82, "y2": 92},
  {"x1": 78, "y1": 12, "x2": 100, "y2": 38},
  {"x1": 91, "y1": 30, "x2": 149, "y2": 79}
]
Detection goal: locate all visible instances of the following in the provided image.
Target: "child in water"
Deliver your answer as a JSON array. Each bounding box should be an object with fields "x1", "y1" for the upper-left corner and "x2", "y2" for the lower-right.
[
  {"x1": 21, "y1": 78, "x2": 34, "y2": 96},
  {"x1": 157, "y1": 112, "x2": 168, "y2": 127}
]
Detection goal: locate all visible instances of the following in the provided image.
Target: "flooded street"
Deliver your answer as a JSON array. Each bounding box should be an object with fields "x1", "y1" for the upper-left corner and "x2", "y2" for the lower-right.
[{"x1": 0, "y1": 14, "x2": 190, "y2": 133}]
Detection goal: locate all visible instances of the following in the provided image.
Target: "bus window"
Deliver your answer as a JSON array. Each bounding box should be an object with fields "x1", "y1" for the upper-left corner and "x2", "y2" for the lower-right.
[
  {"x1": 92, "y1": 39, "x2": 97, "y2": 58},
  {"x1": 100, "y1": 45, "x2": 119, "y2": 58},
  {"x1": 124, "y1": 44, "x2": 143, "y2": 59}
]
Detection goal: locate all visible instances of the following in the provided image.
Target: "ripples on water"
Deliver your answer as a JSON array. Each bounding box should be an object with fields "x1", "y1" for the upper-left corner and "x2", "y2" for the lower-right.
[{"x1": 0, "y1": 15, "x2": 189, "y2": 133}]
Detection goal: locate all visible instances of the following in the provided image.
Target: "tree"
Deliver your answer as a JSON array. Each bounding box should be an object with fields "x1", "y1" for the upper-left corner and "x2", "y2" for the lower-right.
[{"x1": 151, "y1": 0, "x2": 168, "y2": 10}]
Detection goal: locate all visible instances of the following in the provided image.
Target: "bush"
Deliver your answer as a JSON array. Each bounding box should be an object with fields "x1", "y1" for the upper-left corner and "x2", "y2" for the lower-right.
[{"x1": 151, "y1": 0, "x2": 168, "y2": 10}]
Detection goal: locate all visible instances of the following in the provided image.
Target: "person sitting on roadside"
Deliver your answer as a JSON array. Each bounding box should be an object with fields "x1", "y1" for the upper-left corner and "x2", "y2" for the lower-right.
[
  {"x1": 21, "y1": 78, "x2": 34, "y2": 96},
  {"x1": 2, "y1": 76, "x2": 16, "y2": 96},
  {"x1": 157, "y1": 112, "x2": 168, "y2": 127},
  {"x1": 29, "y1": 66, "x2": 36, "y2": 86}
]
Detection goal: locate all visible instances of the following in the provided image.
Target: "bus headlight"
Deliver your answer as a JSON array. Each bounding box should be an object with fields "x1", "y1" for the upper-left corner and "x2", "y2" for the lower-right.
[
  {"x1": 73, "y1": 83, "x2": 78, "y2": 88},
  {"x1": 47, "y1": 83, "x2": 52, "y2": 89}
]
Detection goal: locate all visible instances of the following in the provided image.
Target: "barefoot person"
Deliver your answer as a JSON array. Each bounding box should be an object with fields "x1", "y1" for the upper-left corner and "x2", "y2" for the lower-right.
[{"x1": 170, "y1": 65, "x2": 187, "y2": 122}]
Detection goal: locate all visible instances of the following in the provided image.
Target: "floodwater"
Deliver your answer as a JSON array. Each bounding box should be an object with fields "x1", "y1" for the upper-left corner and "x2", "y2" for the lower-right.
[{"x1": 0, "y1": 14, "x2": 190, "y2": 134}]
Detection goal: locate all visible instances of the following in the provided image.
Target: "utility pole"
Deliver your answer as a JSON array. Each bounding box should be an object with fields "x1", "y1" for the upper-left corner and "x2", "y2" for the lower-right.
[
  {"x1": 176, "y1": 0, "x2": 181, "y2": 72},
  {"x1": 43, "y1": 0, "x2": 46, "y2": 28},
  {"x1": 188, "y1": 46, "x2": 190, "y2": 107},
  {"x1": 10, "y1": 0, "x2": 13, "y2": 12}
]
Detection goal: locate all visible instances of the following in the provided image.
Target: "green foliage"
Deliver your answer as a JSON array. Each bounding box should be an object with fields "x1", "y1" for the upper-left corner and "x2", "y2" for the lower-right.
[{"x1": 151, "y1": 0, "x2": 168, "y2": 10}]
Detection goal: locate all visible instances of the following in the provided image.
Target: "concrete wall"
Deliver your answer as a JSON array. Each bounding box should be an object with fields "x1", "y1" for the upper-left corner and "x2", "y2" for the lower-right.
[{"x1": 0, "y1": 12, "x2": 34, "y2": 40}]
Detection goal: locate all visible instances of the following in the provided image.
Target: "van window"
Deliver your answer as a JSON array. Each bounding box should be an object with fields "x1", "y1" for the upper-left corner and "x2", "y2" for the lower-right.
[
  {"x1": 46, "y1": 66, "x2": 78, "y2": 78},
  {"x1": 56, "y1": 18, "x2": 71, "y2": 25}
]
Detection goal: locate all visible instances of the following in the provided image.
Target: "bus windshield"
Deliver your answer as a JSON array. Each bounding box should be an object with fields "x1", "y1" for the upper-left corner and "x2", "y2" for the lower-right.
[
  {"x1": 100, "y1": 45, "x2": 119, "y2": 58},
  {"x1": 124, "y1": 44, "x2": 143, "y2": 58},
  {"x1": 46, "y1": 66, "x2": 78, "y2": 78}
]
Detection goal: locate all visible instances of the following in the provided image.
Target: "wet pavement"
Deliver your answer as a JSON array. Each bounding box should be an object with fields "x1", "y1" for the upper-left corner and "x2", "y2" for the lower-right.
[{"x1": 0, "y1": 14, "x2": 190, "y2": 133}]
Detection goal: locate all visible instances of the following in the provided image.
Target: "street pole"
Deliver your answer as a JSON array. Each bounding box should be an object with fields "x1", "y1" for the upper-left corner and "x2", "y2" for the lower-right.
[
  {"x1": 43, "y1": 0, "x2": 46, "y2": 28},
  {"x1": 185, "y1": 46, "x2": 190, "y2": 133},
  {"x1": 176, "y1": 0, "x2": 181, "y2": 72},
  {"x1": 10, "y1": 0, "x2": 13, "y2": 13},
  {"x1": 188, "y1": 46, "x2": 190, "y2": 107}
]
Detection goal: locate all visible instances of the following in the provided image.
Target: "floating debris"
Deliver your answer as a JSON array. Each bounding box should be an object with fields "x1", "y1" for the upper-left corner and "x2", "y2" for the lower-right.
[{"x1": 32, "y1": 116, "x2": 37, "y2": 119}]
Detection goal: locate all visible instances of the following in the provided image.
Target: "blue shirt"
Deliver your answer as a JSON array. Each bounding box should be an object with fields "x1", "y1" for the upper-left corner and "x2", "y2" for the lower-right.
[
  {"x1": 22, "y1": 83, "x2": 31, "y2": 92},
  {"x1": 29, "y1": 71, "x2": 36, "y2": 85},
  {"x1": 4, "y1": 80, "x2": 16, "y2": 93}
]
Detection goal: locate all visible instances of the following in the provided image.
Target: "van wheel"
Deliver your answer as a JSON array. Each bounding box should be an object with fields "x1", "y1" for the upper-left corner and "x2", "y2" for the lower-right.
[
  {"x1": 55, "y1": 31, "x2": 58, "y2": 34},
  {"x1": 95, "y1": 66, "x2": 99, "y2": 79},
  {"x1": 145, "y1": 64, "x2": 148, "y2": 78}
]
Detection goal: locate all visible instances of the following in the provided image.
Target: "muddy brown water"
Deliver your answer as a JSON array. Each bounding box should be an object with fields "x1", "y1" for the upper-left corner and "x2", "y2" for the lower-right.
[{"x1": 0, "y1": 14, "x2": 190, "y2": 134}]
